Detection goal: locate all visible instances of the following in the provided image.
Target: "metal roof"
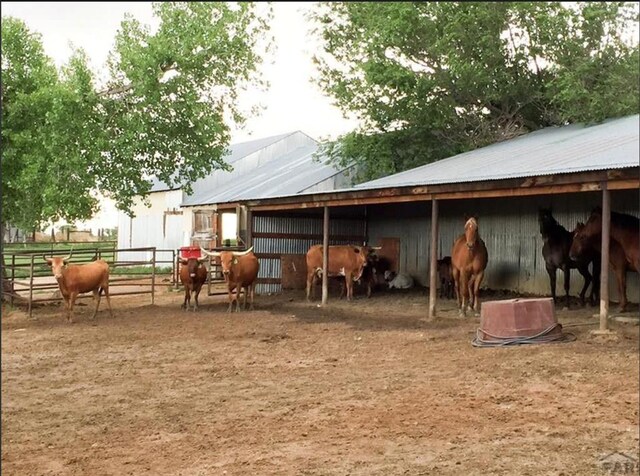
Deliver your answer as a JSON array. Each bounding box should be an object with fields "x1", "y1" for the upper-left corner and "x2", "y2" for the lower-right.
[
  {"x1": 149, "y1": 131, "x2": 295, "y2": 192},
  {"x1": 352, "y1": 114, "x2": 639, "y2": 191},
  {"x1": 181, "y1": 144, "x2": 348, "y2": 206}
]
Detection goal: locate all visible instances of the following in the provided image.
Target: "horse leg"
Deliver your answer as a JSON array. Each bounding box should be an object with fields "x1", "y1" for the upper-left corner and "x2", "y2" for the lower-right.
[
  {"x1": 576, "y1": 264, "x2": 591, "y2": 307},
  {"x1": 459, "y1": 272, "x2": 469, "y2": 317},
  {"x1": 590, "y1": 257, "x2": 601, "y2": 306},
  {"x1": 613, "y1": 264, "x2": 628, "y2": 313},
  {"x1": 562, "y1": 264, "x2": 571, "y2": 309},
  {"x1": 452, "y1": 267, "x2": 461, "y2": 309},
  {"x1": 545, "y1": 264, "x2": 557, "y2": 304},
  {"x1": 472, "y1": 270, "x2": 485, "y2": 313}
]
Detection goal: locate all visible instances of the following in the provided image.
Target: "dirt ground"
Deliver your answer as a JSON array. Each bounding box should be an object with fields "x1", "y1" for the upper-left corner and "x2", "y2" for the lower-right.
[{"x1": 2, "y1": 284, "x2": 639, "y2": 476}]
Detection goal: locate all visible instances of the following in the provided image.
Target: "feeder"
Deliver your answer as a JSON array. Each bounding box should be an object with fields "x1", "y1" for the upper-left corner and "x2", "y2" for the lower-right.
[
  {"x1": 478, "y1": 298, "x2": 561, "y2": 340},
  {"x1": 180, "y1": 246, "x2": 202, "y2": 259}
]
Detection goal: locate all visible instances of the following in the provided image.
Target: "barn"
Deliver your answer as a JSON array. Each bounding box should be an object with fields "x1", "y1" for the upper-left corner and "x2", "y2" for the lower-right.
[
  {"x1": 235, "y1": 115, "x2": 639, "y2": 310},
  {"x1": 116, "y1": 131, "x2": 355, "y2": 262}
]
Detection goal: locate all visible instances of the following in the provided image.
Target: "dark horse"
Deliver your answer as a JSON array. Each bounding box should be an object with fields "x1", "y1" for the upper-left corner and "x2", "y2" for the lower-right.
[
  {"x1": 569, "y1": 207, "x2": 639, "y2": 312},
  {"x1": 538, "y1": 208, "x2": 599, "y2": 307},
  {"x1": 451, "y1": 216, "x2": 488, "y2": 316}
]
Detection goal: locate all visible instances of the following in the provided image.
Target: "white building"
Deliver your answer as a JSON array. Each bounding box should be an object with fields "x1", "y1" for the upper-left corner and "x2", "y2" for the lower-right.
[{"x1": 116, "y1": 131, "x2": 354, "y2": 262}]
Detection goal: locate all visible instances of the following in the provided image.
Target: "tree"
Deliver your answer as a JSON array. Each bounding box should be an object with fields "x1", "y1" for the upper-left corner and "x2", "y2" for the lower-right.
[
  {"x1": 309, "y1": 2, "x2": 640, "y2": 182},
  {"x1": 1, "y1": 2, "x2": 272, "y2": 232}
]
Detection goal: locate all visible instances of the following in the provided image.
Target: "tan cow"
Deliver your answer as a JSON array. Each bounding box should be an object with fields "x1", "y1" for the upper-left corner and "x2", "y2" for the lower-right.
[
  {"x1": 200, "y1": 247, "x2": 260, "y2": 312},
  {"x1": 43, "y1": 254, "x2": 113, "y2": 323},
  {"x1": 178, "y1": 256, "x2": 208, "y2": 311},
  {"x1": 306, "y1": 245, "x2": 374, "y2": 301}
]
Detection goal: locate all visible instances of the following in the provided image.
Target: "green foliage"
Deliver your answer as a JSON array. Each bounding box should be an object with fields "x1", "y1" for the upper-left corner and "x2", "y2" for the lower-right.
[
  {"x1": 2, "y1": 3, "x2": 272, "y2": 231},
  {"x1": 310, "y1": 2, "x2": 640, "y2": 182}
]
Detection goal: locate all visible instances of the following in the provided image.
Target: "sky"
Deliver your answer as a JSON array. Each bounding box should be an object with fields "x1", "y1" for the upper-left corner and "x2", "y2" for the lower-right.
[{"x1": 1, "y1": 1, "x2": 359, "y2": 231}]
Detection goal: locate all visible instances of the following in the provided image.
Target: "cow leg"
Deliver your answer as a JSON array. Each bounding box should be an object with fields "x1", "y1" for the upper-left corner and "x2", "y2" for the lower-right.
[
  {"x1": 182, "y1": 288, "x2": 189, "y2": 310},
  {"x1": 102, "y1": 283, "x2": 114, "y2": 318},
  {"x1": 227, "y1": 288, "x2": 234, "y2": 313},
  {"x1": 243, "y1": 285, "x2": 248, "y2": 310},
  {"x1": 306, "y1": 271, "x2": 315, "y2": 302},
  {"x1": 249, "y1": 284, "x2": 255, "y2": 310},
  {"x1": 90, "y1": 288, "x2": 101, "y2": 320},
  {"x1": 193, "y1": 286, "x2": 201, "y2": 312},
  {"x1": 67, "y1": 292, "x2": 78, "y2": 323}
]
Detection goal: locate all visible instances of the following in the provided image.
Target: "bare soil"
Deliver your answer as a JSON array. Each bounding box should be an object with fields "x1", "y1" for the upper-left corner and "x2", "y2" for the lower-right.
[{"x1": 2, "y1": 285, "x2": 639, "y2": 475}]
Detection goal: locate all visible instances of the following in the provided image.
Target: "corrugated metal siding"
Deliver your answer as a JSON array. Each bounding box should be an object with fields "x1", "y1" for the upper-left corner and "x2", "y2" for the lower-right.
[
  {"x1": 367, "y1": 189, "x2": 638, "y2": 302},
  {"x1": 253, "y1": 214, "x2": 367, "y2": 294}
]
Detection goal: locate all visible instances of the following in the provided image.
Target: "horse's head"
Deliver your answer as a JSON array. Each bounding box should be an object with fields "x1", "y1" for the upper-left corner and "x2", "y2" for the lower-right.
[
  {"x1": 569, "y1": 222, "x2": 590, "y2": 260},
  {"x1": 538, "y1": 208, "x2": 556, "y2": 236},
  {"x1": 464, "y1": 215, "x2": 479, "y2": 249}
]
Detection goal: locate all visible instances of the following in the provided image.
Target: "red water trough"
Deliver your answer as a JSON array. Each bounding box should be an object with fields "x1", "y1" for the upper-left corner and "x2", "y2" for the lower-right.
[{"x1": 473, "y1": 298, "x2": 571, "y2": 346}]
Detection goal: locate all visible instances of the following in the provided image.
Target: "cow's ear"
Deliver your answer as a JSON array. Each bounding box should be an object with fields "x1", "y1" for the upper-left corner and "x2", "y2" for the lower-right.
[
  {"x1": 179, "y1": 259, "x2": 188, "y2": 265},
  {"x1": 353, "y1": 247, "x2": 360, "y2": 254}
]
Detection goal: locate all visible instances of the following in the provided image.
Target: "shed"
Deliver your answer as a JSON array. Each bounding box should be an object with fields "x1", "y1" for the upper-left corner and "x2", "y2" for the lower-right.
[{"x1": 237, "y1": 115, "x2": 639, "y2": 324}]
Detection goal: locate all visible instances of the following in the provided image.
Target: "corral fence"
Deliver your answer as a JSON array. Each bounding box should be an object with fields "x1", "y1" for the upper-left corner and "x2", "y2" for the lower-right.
[{"x1": 1, "y1": 246, "x2": 179, "y2": 318}]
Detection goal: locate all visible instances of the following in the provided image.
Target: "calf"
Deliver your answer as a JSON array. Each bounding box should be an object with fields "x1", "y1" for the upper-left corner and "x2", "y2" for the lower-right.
[
  {"x1": 200, "y1": 247, "x2": 260, "y2": 312},
  {"x1": 43, "y1": 254, "x2": 113, "y2": 323},
  {"x1": 178, "y1": 256, "x2": 208, "y2": 311},
  {"x1": 437, "y1": 256, "x2": 455, "y2": 299},
  {"x1": 385, "y1": 270, "x2": 414, "y2": 290}
]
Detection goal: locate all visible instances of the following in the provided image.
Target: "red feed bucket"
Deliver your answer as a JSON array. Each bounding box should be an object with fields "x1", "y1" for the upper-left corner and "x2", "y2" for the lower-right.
[{"x1": 180, "y1": 246, "x2": 201, "y2": 259}]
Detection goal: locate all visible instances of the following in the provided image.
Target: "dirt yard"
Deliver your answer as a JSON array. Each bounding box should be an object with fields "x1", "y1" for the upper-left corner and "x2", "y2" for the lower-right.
[{"x1": 2, "y1": 285, "x2": 639, "y2": 475}]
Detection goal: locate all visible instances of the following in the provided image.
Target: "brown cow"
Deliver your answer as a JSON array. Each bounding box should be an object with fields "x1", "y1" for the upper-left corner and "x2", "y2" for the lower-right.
[
  {"x1": 200, "y1": 247, "x2": 260, "y2": 312},
  {"x1": 178, "y1": 256, "x2": 208, "y2": 311},
  {"x1": 43, "y1": 254, "x2": 113, "y2": 323},
  {"x1": 306, "y1": 245, "x2": 373, "y2": 301}
]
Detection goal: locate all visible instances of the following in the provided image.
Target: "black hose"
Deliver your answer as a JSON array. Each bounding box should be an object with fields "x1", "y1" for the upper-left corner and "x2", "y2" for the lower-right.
[{"x1": 472, "y1": 323, "x2": 576, "y2": 347}]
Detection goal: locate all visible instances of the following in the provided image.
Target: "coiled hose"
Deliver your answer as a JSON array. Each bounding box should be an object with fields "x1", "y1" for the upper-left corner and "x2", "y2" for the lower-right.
[{"x1": 472, "y1": 323, "x2": 577, "y2": 347}]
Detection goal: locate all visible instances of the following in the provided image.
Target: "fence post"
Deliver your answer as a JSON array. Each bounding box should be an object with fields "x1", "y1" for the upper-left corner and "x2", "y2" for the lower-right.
[
  {"x1": 10, "y1": 254, "x2": 15, "y2": 307},
  {"x1": 28, "y1": 254, "x2": 34, "y2": 318},
  {"x1": 151, "y1": 248, "x2": 156, "y2": 305}
]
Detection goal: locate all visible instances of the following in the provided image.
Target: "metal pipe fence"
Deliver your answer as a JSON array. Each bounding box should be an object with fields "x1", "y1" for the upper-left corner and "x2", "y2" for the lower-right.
[{"x1": 1, "y1": 246, "x2": 177, "y2": 318}]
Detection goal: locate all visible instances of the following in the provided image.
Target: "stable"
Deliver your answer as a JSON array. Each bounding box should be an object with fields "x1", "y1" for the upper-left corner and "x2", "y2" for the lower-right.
[{"x1": 237, "y1": 115, "x2": 639, "y2": 326}]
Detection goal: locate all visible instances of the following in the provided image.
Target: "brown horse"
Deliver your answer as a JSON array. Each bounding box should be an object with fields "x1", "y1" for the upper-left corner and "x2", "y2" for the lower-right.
[
  {"x1": 579, "y1": 207, "x2": 640, "y2": 272},
  {"x1": 570, "y1": 222, "x2": 633, "y2": 312},
  {"x1": 451, "y1": 216, "x2": 489, "y2": 316}
]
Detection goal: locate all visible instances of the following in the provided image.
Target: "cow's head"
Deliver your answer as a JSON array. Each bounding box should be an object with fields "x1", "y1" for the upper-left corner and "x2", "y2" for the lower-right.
[
  {"x1": 43, "y1": 254, "x2": 72, "y2": 280},
  {"x1": 179, "y1": 256, "x2": 208, "y2": 278},
  {"x1": 200, "y1": 247, "x2": 254, "y2": 278}
]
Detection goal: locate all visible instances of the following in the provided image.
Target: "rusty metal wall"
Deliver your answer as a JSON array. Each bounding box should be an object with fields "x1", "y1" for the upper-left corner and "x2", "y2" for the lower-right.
[{"x1": 366, "y1": 189, "x2": 639, "y2": 302}]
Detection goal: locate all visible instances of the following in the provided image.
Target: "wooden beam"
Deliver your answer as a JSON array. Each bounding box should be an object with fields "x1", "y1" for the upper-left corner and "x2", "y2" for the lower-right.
[
  {"x1": 428, "y1": 199, "x2": 439, "y2": 320},
  {"x1": 322, "y1": 206, "x2": 329, "y2": 306},
  {"x1": 246, "y1": 171, "x2": 639, "y2": 212},
  {"x1": 600, "y1": 183, "x2": 611, "y2": 330},
  {"x1": 252, "y1": 232, "x2": 365, "y2": 242}
]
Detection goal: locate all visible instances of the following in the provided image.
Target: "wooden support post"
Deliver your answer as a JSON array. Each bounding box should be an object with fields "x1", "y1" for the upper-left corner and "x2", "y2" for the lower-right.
[
  {"x1": 599, "y1": 184, "x2": 610, "y2": 330},
  {"x1": 429, "y1": 199, "x2": 439, "y2": 320},
  {"x1": 322, "y1": 206, "x2": 330, "y2": 306},
  {"x1": 246, "y1": 208, "x2": 253, "y2": 249},
  {"x1": 10, "y1": 254, "x2": 15, "y2": 307}
]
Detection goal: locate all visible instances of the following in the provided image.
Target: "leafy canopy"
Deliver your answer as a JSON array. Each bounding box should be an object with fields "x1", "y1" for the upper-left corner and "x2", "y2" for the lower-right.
[
  {"x1": 2, "y1": 2, "x2": 272, "y2": 231},
  {"x1": 309, "y1": 2, "x2": 640, "y2": 182}
]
